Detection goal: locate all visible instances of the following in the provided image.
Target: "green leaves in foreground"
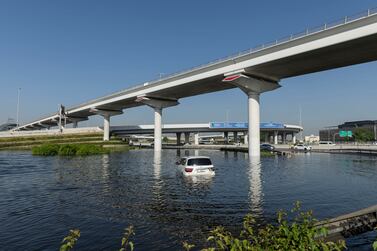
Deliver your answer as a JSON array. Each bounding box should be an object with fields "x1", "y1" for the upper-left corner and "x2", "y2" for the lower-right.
[
  {"x1": 32, "y1": 144, "x2": 109, "y2": 156},
  {"x1": 58, "y1": 203, "x2": 377, "y2": 250},
  {"x1": 120, "y1": 226, "x2": 135, "y2": 251},
  {"x1": 201, "y1": 201, "x2": 346, "y2": 251},
  {"x1": 60, "y1": 229, "x2": 80, "y2": 251}
]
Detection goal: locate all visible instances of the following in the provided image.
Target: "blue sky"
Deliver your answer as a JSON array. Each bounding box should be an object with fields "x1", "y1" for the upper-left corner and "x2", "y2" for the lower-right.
[{"x1": 1, "y1": 0, "x2": 377, "y2": 135}]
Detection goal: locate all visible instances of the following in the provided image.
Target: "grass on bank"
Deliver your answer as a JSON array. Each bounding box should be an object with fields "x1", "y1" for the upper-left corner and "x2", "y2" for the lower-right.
[{"x1": 32, "y1": 143, "x2": 116, "y2": 156}]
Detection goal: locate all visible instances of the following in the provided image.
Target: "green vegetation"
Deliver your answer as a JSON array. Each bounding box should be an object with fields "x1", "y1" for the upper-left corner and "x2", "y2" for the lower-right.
[
  {"x1": 162, "y1": 136, "x2": 169, "y2": 143},
  {"x1": 59, "y1": 203, "x2": 377, "y2": 250},
  {"x1": 120, "y1": 226, "x2": 135, "y2": 251},
  {"x1": 0, "y1": 132, "x2": 130, "y2": 151},
  {"x1": 32, "y1": 144, "x2": 110, "y2": 156},
  {"x1": 261, "y1": 150, "x2": 274, "y2": 157},
  {"x1": 198, "y1": 201, "x2": 345, "y2": 250},
  {"x1": 31, "y1": 144, "x2": 60, "y2": 156},
  {"x1": 60, "y1": 229, "x2": 80, "y2": 251},
  {"x1": 354, "y1": 128, "x2": 375, "y2": 142}
]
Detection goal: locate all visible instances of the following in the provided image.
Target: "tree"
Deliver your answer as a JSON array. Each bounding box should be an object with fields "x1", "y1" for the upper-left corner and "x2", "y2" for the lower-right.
[
  {"x1": 162, "y1": 136, "x2": 169, "y2": 143},
  {"x1": 354, "y1": 128, "x2": 374, "y2": 142}
]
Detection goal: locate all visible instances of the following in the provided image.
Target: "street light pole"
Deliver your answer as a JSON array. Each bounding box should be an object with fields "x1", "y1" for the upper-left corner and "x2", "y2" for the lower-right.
[{"x1": 16, "y1": 88, "x2": 21, "y2": 126}]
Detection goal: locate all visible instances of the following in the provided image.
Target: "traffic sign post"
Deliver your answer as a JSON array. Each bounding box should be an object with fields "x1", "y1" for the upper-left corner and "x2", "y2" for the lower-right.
[{"x1": 339, "y1": 130, "x2": 352, "y2": 138}]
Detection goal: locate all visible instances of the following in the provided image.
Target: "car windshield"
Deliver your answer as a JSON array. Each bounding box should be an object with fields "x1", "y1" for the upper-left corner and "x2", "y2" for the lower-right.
[{"x1": 187, "y1": 158, "x2": 212, "y2": 166}]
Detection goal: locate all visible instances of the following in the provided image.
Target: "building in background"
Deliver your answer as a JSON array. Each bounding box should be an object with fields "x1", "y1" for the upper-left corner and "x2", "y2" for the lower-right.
[
  {"x1": 319, "y1": 120, "x2": 377, "y2": 142},
  {"x1": 305, "y1": 135, "x2": 320, "y2": 143}
]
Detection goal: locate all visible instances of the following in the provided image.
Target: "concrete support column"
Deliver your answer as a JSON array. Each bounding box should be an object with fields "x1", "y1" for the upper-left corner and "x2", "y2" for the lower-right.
[
  {"x1": 234, "y1": 131, "x2": 238, "y2": 144},
  {"x1": 176, "y1": 132, "x2": 182, "y2": 145},
  {"x1": 292, "y1": 133, "x2": 297, "y2": 144},
  {"x1": 244, "y1": 131, "x2": 248, "y2": 145},
  {"x1": 90, "y1": 108, "x2": 123, "y2": 142},
  {"x1": 184, "y1": 132, "x2": 190, "y2": 144},
  {"x1": 194, "y1": 132, "x2": 199, "y2": 145},
  {"x1": 73, "y1": 121, "x2": 78, "y2": 128},
  {"x1": 273, "y1": 131, "x2": 278, "y2": 145},
  {"x1": 136, "y1": 95, "x2": 179, "y2": 151},
  {"x1": 248, "y1": 92, "x2": 260, "y2": 157},
  {"x1": 222, "y1": 72, "x2": 281, "y2": 158},
  {"x1": 264, "y1": 133, "x2": 268, "y2": 143},
  {"x1": 224, "y1": 132, "x2": 229, "y2": 144},
  {"x1": 154, "y1": 107, "x2": 162, "y2": 152},
  {"x1": 282, "y1": 132, "x2": 286, "y2": 144},
  {"x1": 103, "y1": 114, "x2": 110, "y2": 141}
]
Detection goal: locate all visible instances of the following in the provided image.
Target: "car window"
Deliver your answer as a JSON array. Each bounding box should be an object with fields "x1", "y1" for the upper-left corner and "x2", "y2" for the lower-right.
[
  {"x1": 187, "y1": 158, "x2": 212, "y2": 166},
  {"x1": 180, "y1": 158, "x2": 186, "y2": 165}
]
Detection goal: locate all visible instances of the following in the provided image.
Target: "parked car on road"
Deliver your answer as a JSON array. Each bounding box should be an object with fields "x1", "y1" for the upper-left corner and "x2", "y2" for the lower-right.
[
  {"x1": 291, "y1": 144, "x2": 312, "y2": 151},
  {"x1": 319, "y1": 141, "x2": 336, "y2": 146},
  {"x1": 176, "y1": 156, "x2": 215, "y2": 176},
  {"x1": 260, "y1": 143, "x2": 275, "y2": 151}
]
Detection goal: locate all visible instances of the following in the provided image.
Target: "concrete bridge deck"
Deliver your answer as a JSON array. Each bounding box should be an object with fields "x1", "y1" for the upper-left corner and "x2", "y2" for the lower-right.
[{"x1": 14, "y1": 8, "x2": 377, "y2": 157}]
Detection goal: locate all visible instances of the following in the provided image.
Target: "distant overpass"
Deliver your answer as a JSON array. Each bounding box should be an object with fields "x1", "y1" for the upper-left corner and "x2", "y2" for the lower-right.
[
  {"x1": 15, "y1": 8, "x2": 377, "y2": 157},
  {"x1": 111, "y1": 122, "x2": 302, "y2": 145}
]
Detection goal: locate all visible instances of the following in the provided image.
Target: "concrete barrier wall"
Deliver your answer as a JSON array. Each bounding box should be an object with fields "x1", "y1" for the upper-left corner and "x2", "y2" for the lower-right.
[{"x1": 0, "y1": 127, "x2": 103, "y2": 138}]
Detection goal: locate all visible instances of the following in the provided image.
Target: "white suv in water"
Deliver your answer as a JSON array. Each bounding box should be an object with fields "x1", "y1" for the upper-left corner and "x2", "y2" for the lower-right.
[{"x1": 176, "y1": 156, "x2": 215, "y2": 176}]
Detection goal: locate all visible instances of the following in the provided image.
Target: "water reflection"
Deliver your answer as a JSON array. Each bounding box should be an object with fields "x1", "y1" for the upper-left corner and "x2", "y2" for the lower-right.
[
  {"x1": 101, "y1": 154, "x2": 110, "y2": 180},
  {"x1": 248, "y1": 156, "x2": 263, "y2": 215},
  {"x1": 153, "y1": 151, "x2": 162, "y2": 192}
]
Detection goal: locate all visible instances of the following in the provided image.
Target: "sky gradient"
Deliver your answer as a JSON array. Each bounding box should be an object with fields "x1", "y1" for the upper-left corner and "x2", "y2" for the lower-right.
[{"x1": 1, "y1": 0, "x2": 377, "y2": 135}]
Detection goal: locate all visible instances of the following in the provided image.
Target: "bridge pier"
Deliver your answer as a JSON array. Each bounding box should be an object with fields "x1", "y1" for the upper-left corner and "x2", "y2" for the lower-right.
[
  {"x1": 184, "y1": 132, "x2": 190, "y2": 144},
  {"x1": 223, "y1": 73, "x2": 280, "y2": 157},
  {"x1": 89, "y1": 108, "x2": 123, "y2": 141},
  {"x1": 136, "y1": 95, "x2": 179, "y2": 151},
  {"x1": 176, "y1": 132, "x2": 182, "y2": 145},
  {"x1": 292, "y1": 133, "x2": 297, "y2": 144},
  {"x1": 274, "y1": 131, "x2": 278, "y2": 145},
  {"x1": 233, "y1": 131, "x2": 238, "y2": 144},
  {"x1": 224, "y1": 132, "x2": 229, "y2": 144},
  {"x1": 194, "y1": 132, "x2": 199, "y2": 145},
  {"x1": 244, "y1": 131, "x2": 248, "y2": 145}
]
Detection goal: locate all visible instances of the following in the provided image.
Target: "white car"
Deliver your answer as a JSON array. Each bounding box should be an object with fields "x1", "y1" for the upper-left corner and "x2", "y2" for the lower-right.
[
  {"x1": 292, "y1": 144, "x2": 312, "y2": 151},
  {"x1": 176, "y1": 156, "x2": 215, "y2": 176}
]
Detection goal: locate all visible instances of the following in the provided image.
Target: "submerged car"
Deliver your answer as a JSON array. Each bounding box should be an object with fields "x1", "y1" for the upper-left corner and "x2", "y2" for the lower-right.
[
  {"x1": 260, "y1": 143, "x2": 275, "y2": 151},
  {"x1": 176, "y1": 156, "x2": 215, "y2": 176},
  {"x1": 291, "y1": 144, "x2": 312, "y2": 151}
]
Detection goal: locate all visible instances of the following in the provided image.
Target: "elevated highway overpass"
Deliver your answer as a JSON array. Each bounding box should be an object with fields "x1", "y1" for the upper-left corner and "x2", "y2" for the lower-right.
[
  {"x1": 111, "y1": 122, "x2": 302, "y2": 145},
  {"x1": 15, "y1": 8, "x2": 377, "y2": 157}
]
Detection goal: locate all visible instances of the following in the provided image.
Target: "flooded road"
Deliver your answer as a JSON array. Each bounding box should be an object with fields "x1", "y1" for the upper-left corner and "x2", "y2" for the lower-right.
[{"x1": 0, "y1": 150, "x2": 377, "y2": 250}]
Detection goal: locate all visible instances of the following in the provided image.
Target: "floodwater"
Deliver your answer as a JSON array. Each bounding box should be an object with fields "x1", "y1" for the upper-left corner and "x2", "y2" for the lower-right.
[{"x1": 0, "y1": 149, "x2": 377, "y2": 250}]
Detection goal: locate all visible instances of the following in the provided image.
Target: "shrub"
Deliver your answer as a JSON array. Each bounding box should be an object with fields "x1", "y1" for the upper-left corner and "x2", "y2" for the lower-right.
[
  {"x1": 32, "y1": 144, "x2": 60, "y2": 156},
  {"x1": 76, "y1": 144, "x2": 108, "y2": 155},
  {"x1": 32, "y1": 144, "x2": 109, "y2": 156},
  {"x1": 59, "y1": 229, "x2": 80, "y2": 251},
  {"x1": 200, "y1": 202, "x2": 345, "y2": 250},
  {"x1": 58, "y1": 144, "x2": 79, "y2": 156}
]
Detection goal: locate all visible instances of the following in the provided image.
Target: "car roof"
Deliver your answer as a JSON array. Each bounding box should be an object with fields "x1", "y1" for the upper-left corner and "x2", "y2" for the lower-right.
[{"x1": 185, "y1": 156, "x2": 211, "y2": 159}]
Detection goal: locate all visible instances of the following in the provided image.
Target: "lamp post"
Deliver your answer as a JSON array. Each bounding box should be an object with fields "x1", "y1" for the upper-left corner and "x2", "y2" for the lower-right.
[{"x1": 16, "y1": 88, "x2": 21, "y2": 126}]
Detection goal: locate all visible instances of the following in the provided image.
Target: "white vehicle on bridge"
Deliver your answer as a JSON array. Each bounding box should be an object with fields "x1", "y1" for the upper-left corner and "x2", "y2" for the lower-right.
[
  {"x1": 176, "y1": 156, "x2": 215, "y2": 176},
  {"x1": 292, "y1": 144, "x2": 312, "y2": 151}
]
